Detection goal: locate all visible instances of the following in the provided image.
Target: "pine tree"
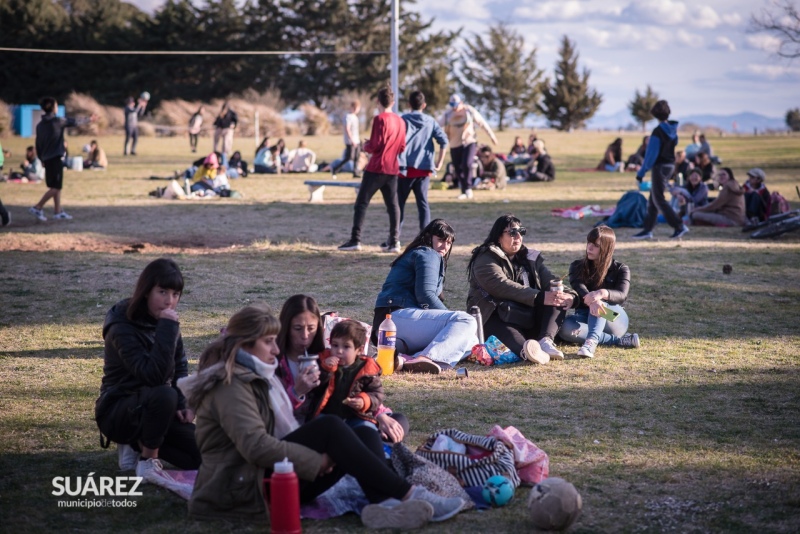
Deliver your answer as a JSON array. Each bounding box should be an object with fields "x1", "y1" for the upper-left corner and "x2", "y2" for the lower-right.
[
  {"x1": 538, "y1": 35, "x2": 602, "y2": 131},
  {"x1": 786, "y1": 107, "x2": 800, "y2": 131},
  {"x1": 457, "y1": 23, "x2": 543, "y2": 131},
  {"x1": 628, "y1": 85, "x2": 659, "y2": 131}
]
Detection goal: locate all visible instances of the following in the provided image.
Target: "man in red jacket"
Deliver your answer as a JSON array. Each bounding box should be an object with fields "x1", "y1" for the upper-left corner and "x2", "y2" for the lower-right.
[{"x1": 339, "y1": 85, "x2": 406, "y2": 253}]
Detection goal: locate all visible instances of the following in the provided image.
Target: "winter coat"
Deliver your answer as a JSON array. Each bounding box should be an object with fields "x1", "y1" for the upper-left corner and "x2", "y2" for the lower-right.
[
  {"x1": 467, "y1": 244, "x2": 577, "y2": 325},
  {"x1": 95, "y1": 299, "x2": 187, "y2": 421},
  {"x1": 693, "y1": 179, "x2": 746, "y2": 226},
  {"x1": 311, "y1": 353, "x2": 384, "y2": 423},
  {"x1": 178, "y1": 351, "x2": 321, "y2": 522},
  {"x1": 568, "y1": 259, "x2": 631, "y2": 309}
]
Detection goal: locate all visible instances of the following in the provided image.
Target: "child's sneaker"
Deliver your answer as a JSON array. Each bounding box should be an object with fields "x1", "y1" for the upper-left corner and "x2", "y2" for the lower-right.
[
  {"x1": 361, "y1": 498, "x2": 433, "y2": 529},
  {"x1": 618, "y1": 333, "x2": 640, "y2": 348},
  {"x1": 118, "y1": 444, "x2": 139, "y2": 471},
  {"x1": 29, "y1": 206, "x2": 47, "y2": 222},
  {"x1": 577, "y1": 339, "x2": 597, "y2": 358},
  {"x1": 52, "y1": 211, "x2": 73, "y2": 220},
  {"x1": 538, "y1": 337, "x2": 564, "y2": 360},
  {"x1": 521, "y1": 339, "x2": 549, "y2": 365},
  {"x1": 408, "y1": 485, "x2": 464, "y2": 522}
]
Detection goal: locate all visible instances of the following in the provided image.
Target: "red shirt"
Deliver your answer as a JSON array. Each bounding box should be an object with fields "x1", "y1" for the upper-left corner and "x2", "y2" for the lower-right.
[{"x1": 363, "y1": 112, "x2": 406, "y2": 176}]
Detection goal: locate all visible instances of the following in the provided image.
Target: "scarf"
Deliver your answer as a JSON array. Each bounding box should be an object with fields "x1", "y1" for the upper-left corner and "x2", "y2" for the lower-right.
[{"x1": 247, "y1": 352, "x2": 299, "y2": 439}]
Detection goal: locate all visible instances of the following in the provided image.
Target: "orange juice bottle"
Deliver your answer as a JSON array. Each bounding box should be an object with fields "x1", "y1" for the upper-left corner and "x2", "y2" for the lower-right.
[{"x1": 376, "y1": 314, "x2": 396, "y2": 375}]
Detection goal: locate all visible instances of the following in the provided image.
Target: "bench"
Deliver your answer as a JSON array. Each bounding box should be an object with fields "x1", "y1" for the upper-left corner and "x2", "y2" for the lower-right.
[{"x1": 303, "y1": 180, "x2": 361, "y2": 202}]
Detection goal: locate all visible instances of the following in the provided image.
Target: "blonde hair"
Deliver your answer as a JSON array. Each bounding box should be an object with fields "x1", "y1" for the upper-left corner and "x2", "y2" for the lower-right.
[{"x1": 198, "y1": 303, "x2": 280, "y2": 384}]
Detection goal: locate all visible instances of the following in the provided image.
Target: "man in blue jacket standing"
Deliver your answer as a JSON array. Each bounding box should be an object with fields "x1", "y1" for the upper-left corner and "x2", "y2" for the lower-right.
[
  {"x1": 393, "y1": 91, "x2": 448, "y2": 245},
  {"x1": 632, "y1": 100, "x2": 689, "y2": 240}
]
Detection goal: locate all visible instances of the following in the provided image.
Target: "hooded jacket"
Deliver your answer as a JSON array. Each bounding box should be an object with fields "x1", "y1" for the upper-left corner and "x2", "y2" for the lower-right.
[
  {"x1": 311, "y1": 353, "x2": 384, "y2": 423},
  {"x1": 36, "y1": 114, "x2": 77, "y2": 162},
  {"x1": 178, "y1": 351, "x2": 321, "y2": 522},
  {"x1": 95, "y1": 299, "x2": 187, "y2": 417},
  {"x1": 693, "y1": 179, "x2": 746, "y2": 225},
  {"x1": 467, "y1": 244, "x2": 577, "y2": 325},
  {"x1": 637, "y1": 120, "x2": 679, "y2": 180}
]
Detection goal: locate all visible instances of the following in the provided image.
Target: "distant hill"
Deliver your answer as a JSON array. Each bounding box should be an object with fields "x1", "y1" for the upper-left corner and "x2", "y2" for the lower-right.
[{"x1": 586, "y1": 109, "x2": 787, "y2": 133}]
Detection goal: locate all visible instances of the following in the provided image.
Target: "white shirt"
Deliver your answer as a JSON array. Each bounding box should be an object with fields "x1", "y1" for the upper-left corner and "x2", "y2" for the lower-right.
[{"x1": 344, "y1": 112, "x2": 360, "y2": 146}]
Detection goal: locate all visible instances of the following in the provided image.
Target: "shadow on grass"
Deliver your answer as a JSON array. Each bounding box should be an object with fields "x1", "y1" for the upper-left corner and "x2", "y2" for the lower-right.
[{"x1": 1, "y1": 374, "x2": 799, "y2": 532}]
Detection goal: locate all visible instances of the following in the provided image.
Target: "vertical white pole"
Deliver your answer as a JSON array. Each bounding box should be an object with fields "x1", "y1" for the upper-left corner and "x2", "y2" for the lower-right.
[{"x1": 390, "y1": 0, "x2": 399, "y2": 112}]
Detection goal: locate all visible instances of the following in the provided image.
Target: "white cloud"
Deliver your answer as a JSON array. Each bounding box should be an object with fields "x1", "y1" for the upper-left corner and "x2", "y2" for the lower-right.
[
  {"x1": 721, "y1": 12, "x2": 742, "y2": 26},
  {"x1": 746, "y1": 34, "x2": 783, "y2": 53},
  {"x1": 687, "y1": 5, "x2": 721, "y2": 29},
  {"x1": 741, "y1": 64, "x2": 800, "y2": 80},
  {"x1": 514, "y1": 1, "x2": 621, "y2": 21},
  {"x1": 676, "y1": 29, "x2": 704, "y2": 47},
  {"x1": 620, "y1": 0, "x2": 688, "y2": 25},
  {"x1": 711, "y1": 36, "x2": 736, "y2": 51},
  {"x1": 583, "y1": 57, "x2": 623, "y2": 76}
]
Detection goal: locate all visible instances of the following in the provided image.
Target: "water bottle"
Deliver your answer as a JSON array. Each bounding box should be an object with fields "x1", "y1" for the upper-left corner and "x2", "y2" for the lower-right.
[
  {"x1": 265, "y1": 458, "x2": 301, "y2": 534},
  {"x1": 376, "y1": 314, "x2": 396, "y2": 376},
  {"x1": 469, "y1": 306, "x2": 484, "y2": 344}
]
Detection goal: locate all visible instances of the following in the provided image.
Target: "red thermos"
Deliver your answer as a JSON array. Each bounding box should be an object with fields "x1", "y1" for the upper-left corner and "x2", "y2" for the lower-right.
[{"x1": 265, "y1": 457, "x2": 301, "y2": 534}]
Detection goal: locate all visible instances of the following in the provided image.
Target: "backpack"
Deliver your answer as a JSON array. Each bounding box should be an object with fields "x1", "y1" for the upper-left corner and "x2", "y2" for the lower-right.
[
  {"x1": 769, "y1": 192, "x2": 790, "y2": 217},
  {"x1": 598, "y1": 190, "x2": 647, "y2": 228}
]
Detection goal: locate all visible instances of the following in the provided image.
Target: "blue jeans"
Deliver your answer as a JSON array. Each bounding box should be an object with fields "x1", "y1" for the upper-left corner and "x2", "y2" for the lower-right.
[
  {"x1": 392, "y1": 307, "x2": 478, "y2": 366},
  {"x1": 558, "y1": 304, "x2": 629, "y2": 345}
]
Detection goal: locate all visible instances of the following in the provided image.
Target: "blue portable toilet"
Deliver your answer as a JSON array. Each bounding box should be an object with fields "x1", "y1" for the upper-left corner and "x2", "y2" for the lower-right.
[{"x1": 13, "y1": 104, "x2": 65, "y2": 137}]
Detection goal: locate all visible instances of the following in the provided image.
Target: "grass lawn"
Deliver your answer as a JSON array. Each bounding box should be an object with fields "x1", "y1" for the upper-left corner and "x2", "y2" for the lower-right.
[{"x1": 1, "y1": 128, "x2": 799, "y2": 532}]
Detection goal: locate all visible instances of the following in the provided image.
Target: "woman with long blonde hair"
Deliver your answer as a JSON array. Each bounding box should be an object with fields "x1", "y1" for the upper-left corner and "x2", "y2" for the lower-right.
[
  {"x1": 180, "y1": 303, "x2": 463, "y2": 527},
  {"x1": 559, "y1": 226, "x2": 640, "y2": 358}
]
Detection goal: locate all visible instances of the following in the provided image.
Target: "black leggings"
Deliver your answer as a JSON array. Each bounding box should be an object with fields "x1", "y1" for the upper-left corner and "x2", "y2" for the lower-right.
[
  {"x1": 281, "y1": 415, "x2": 411, "y2": 504},
  {"x1": 96, "y1": 385, "x2": 201, "y2": 469},
  {"x1": 483, "y1": 292, "x2": 567, "y2": 356}
]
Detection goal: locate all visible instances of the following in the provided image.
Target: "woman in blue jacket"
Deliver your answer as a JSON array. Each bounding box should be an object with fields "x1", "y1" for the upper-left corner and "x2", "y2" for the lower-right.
[{"x1": 373, "y1": 219, "x2": 477, "y2": 374}]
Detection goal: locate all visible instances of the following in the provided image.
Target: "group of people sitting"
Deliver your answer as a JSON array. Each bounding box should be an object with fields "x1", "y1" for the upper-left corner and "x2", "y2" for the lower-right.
[
  {"x1": 254, "y1": 138, "x2": 319, "y2": 174},
  {"x1": 95, "y1": 213, "x2": 639, "y2": 527},
  {"x1": 0, "y1": 145, "x2": 46, "y2": 182}
]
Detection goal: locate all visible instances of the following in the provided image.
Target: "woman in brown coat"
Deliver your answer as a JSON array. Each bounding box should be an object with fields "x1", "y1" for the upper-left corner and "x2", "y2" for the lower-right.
[
  {"x1": 690, "y1": 167, "x2": 746, "y2": 227},
  {"x1": 179, "y1": 303, "x2": 463, "y2": 528}
]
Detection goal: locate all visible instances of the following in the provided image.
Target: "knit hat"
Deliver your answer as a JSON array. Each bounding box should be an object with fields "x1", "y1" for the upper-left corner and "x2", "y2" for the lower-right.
[
  {"x1": 203, "y1": 153, "x2": 219, "y2": 168},
  {"x1": 746, "y1": 168, "x2": 765, "y2": 181}
]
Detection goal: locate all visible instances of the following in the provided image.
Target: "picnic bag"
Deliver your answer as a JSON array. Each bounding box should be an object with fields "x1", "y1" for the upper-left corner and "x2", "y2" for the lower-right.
[{"x1": 416, "y1": 429, "x2": 521, "y2": 489}]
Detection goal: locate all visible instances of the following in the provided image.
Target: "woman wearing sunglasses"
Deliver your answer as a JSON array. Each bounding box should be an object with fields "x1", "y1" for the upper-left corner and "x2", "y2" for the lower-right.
[{"x1": 467, "y1": 214, "x2": 577, "y2": 364}]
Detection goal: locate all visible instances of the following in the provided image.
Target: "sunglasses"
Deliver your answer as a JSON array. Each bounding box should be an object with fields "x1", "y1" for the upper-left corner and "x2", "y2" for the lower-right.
[{"x1": 504, "y1": 227, "x2": 527, "y2": 237}]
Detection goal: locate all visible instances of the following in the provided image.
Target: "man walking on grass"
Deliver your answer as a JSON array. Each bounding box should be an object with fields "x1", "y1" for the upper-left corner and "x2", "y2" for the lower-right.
[
  {"x1": 339, "y1": 85, "x2": 406, "y2": 253},
  {"x1": 394, "y1": 90, "x2": 447, "y2": 244}
]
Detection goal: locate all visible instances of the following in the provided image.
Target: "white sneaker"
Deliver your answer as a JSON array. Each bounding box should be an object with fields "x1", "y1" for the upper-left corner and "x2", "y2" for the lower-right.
[
  {"x1": 577, "y1": 339, "x2": 597, "y2": 358},
  {"x1": 331, "y1": 173, "x2": 337, "y2": 180},
  {"x1": 52, "y1": 211, "x2": 73, "y2": 220},
  {"x1": 521, "y1": 339, "x2": 550, "y2": 365},
  {"x1": 118, "y1": 444, "x2": 139, "y2": 471},
  {"x1": 408, "y1": 486, "x2": 464, "y2": 522},
  {"x1": 29, "y1": 206, "x2": 47, "y2": 222},
  {"x1": 361, "y1": 498, "x2": 433, "y2": 529},
  {"x1": 538, "y1": 337, "x2": 564, "y2": 360},
  {"x1": 465, "y1": 189, "x2": 473, "y2": 199},
  {"x1": 135, "y1": 458, "x2": 176, "y2": 486}
]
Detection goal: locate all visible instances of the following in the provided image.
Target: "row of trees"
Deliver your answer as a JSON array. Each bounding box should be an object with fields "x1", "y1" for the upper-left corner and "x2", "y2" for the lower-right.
[{"x1": 0, "y1": 0, "x2": 607, "y2": 131}]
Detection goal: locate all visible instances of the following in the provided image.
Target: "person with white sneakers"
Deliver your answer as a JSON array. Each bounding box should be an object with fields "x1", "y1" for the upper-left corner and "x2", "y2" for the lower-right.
[
  {"x1": 180, "y1": 303, "x2": 464, "y2": 527},
  {"x1": 559, "y1": 226, "x2": 640, "y2": 358},
  {"x1": 29, "y1": 96, "x2": 95, "y2": 222},
  {"x1": 467, "y1": 214, "x2": 577, "y2": 364},
  {"x1": 439, "y1": 94, "x2": 497, "y2": 200},
  {"x1": 95, "y1": 259, "x2": 201, "y2": 487}
]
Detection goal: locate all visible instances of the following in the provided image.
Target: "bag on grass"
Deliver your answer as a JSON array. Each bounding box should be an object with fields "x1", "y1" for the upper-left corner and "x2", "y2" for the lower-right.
[
  {"x1": 416, "y1": 429, "x2": 521, "y2": 489},
  {"x1": 487, "y1": 425, "x2": 549, "y2": 485}
]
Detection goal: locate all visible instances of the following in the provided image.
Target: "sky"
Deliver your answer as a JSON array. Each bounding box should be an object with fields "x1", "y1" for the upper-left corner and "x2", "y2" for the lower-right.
[{"x1": 130, "y1": 0, "x2": 797, "y2": 118}]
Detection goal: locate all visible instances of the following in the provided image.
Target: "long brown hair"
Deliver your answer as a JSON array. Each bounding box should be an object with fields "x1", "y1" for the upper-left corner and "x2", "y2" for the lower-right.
[
  {"x1": 580, "y1": 226, "x2": 616, "y2": 290},
  {"x1": 198, "y1": 303, "x2": 280, "y2": 384},
  {"x1": 277, "y1": 294, "x2": 325, "y2": 356}
]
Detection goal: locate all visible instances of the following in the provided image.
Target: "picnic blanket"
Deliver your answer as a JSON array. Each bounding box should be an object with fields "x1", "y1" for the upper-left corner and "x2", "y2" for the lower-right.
[{"x1": 551, "y1": 205, "x2": 614, "y2": 219}]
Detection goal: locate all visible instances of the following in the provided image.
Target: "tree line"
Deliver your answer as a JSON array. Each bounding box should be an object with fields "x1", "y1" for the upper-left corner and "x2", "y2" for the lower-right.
[{"x1": 1, "y1": 0, "x2": 608, "y2": 131}]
